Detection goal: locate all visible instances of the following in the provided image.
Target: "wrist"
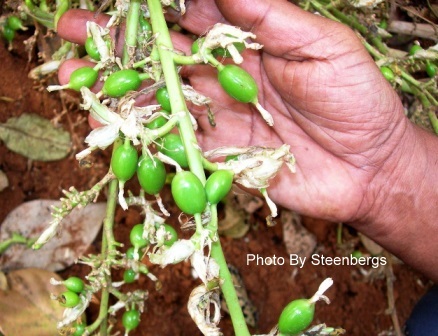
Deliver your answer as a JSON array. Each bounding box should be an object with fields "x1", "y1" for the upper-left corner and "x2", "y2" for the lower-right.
[{"x1": 353, "y1": 122, "x2": 438, "y2": 280}]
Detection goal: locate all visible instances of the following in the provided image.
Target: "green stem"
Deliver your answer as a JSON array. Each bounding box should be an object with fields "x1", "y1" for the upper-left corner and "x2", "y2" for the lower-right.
[
  {"x1": 93, "y1": 3, "x2": 140, "y2": 331},
  {"x1": 428, "y1": 111, "x2": 438, "y2": 135},
  {"x1": 329, "y1": 7, "x2": 388, "y2": 55},
  {"x1": 24, "y1": 0, "x2": 55, "y2": 29},
  {"x1": 52, "y1": 41, "x2": 72, "y2": 61},
  {"x1": 309, "y1": 0, "x2": 388, "y2": 55},
  {"x1": 202, "y1": 157, "x2": 219, "y2": 172},
  {"x1": 172, "y1": 53, "x2": 198, "y2": 65},
  {"x1": 86, "y1": 280, "x2": 110, "y2": 335},
  {"x1": 133, "y1": 57, "x2": 151, "y2": 68},
  {"x1": 0, "y1": 233, "x2": 28, "y2": 254},
  {"x1": 109, "y1": 287, "x2": 127, "y2": 301},
  {"x1": 400, "y1": 72, "x2": 438, "y2": 105},
  {"x1": 211, "y1": 241, "x2": 251, "y2": 335},
  {"x1": 362, "y1": 39, "x2": 384, "y2": 61},
  {"x1": 147, "y1": 2, "x2": 250, "y2": 335},
  {"x1": 123, "y1": 0, "x2": 141, "y2": 64},
  {"x1": 309, "y1": 0, "x2": 340, "y2": 22},
  {"x1": 410, "y1": 86, "x2": 438, "y2": 135},
  {"x1": 206, "y1": 54, "x2": 224, "y2": 71},
  {"x1": 54, "y1": 0, "x2": 70, "y2": 31},
  {"x1": 148, "y1": 0, "x2": 205, "y2": 183},
  {"x1": 336, "y1": 223, "x2": 343, "y2": 246}
]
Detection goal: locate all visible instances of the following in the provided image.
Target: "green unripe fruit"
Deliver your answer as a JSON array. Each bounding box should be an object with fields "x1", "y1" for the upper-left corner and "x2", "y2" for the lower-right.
[
  {"x1": 409, "y1": 44, "x2": 423, "y2": 56},
  {"x1": 123, "y1": 269, "x2": 136, "y2": 283},
  {"x1": 191, "y1": 37, "x2": 205, "y2": 54},
  {"x1": 146, "y1": 111, "x2": 170, "y2": 129},
  {"x1": 7, "y1": 16, "x2": 25, "y2": 31},
  {"x1": 69, "y1": 67, "x2": 98, "y2": 91},
  {"x1": 225, "y1": 155, "x2": 238, "y2": 162},
  {"x1": 351, "y1": 250, "x2": 363, "y2": 259},
  {"x1": 155, "y1": 87, "x2": 172, "y2": 112},
  {"x1": 63, "y1": 276, "x2": 85, "y2": 293},
  {"x1": 378, "y1": 19, "x2": 387, "y2": 30},
  {"x1": 205, "y1": 170, "x2": 234, "y2": 204},
  {"x1": 85, "y1": 37, "x2": 101, "y2": 61},
  {"x1": 212, "y1": 42, "x2": 245, "y2": 58},
  {"x1": 171, "y1": 171, "x2": 207, "y2": 215},
  {"x1": 218, "y1": 65, "x2": 258, "y2": 103},
  {"x1": 426, "y1": 62, "x2": 437, "y2": 78},
  {"x1": 72, "y1": 322, "x2": 86, "y2": 336},
  {"x1": 163, "y1": 224, "x2": 178, "y2": 246},
  {"x1": 380, "y1": 66, "x2": 395, "y2": 82},
  {"x1": 278, "y1": 299, "x2": 315, "y2": 335},
  {"x1": 137, "y1": 156, "x2": 167, "y2": 195},
  {"x1": 60, "y1": 291, "x2": 81, "y2": 308},
  {"x1": 2, "y1": 25, "x2": 15, "y2": 43},
  {"x1": 130, "y1": 224, "x2": 149, "y2": 249},
  {"x1": 111, "y1": 142, "x2": 138, "y2": 182},
  {"x1": 126, "y1": 247, "x2": 135, "y2": 260},
  {"x1": 122, "y1": 309, "x2": 140, "y2": 332},
  {"x1": 103, "y1": 69, "x2": 142, "y2": 97},
  {"x1": 157, "y1": 133, "x2": 189, "y2": 168},
  {"x1": 139, "y1": 16, "x2": 152, "y2": 38}
]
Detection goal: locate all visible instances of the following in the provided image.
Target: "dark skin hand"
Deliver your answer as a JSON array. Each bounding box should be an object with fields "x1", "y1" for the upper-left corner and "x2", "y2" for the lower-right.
[{"x1": 58, "y1": 0, "x2": 438, "y2": 281}]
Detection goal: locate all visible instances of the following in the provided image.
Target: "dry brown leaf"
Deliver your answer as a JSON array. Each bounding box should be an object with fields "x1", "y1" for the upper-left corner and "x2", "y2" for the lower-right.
[
  {"x1": 0, "y1": 268, "x2": 64, "y2": 336},
  {"x1": 281, "y1": 210, "x2": 317, "y2": 259},
  {"x1": 359, "y1": 233, "x2": 384, "y2": 256},
  {"x1": 0, "y1": 200, "x2": 106, "y2": 272}
]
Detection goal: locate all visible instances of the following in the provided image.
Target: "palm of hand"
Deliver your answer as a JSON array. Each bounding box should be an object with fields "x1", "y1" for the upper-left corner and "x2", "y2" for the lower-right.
[
  {"x1": 58, "y1": 0, "x2": 406, "y2": 222},
  {"x1": 183, "y1": 35, "x2": 403, "y2": 222}
]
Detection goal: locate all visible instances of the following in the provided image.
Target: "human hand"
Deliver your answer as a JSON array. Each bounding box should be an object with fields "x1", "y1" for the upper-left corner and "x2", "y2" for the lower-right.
[{"x1": 57, "y1": 0, "x2": 408, "y2": 223}]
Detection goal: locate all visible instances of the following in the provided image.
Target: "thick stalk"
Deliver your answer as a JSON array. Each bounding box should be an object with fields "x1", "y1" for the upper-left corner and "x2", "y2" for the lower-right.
[
  {"x1": 147, "y1": 1, "x2": 251, "y2": 335},
  {"x1": 212, "y1": 243, "x2": 250, "y2": 336},
  {"x1": 147, "y1": 0, "x2": 205, "y2": 183},
  {"x1": 211, "y1": 213, "x2": 250, "y2": 336}
]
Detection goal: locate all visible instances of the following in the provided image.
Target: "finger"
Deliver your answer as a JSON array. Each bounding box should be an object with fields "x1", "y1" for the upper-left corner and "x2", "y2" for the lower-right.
[
  {"x1": 58, "y1": 9, "x2": 126, "y2": 54},
  {"x1": 166, "y1": 0, "x2": 227, "y2": 35},
  {"x1": 215, "y1": 0, "x2": 358, "y2": 61},
  {"x1": 59, "y1": 59, "x2": 94, "y2": 84},
  {"x1": 58, "y1": 9, "x2": 110, "y2": 44},
  {"x1": 58, "y1": 58, "x2": 103, "y2": 92}
]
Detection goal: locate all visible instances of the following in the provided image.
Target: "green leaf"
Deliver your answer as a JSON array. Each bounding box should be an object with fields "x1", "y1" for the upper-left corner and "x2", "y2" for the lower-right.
[{"x1": 0, "y1": 114, "x2": 71, "y2": 161}]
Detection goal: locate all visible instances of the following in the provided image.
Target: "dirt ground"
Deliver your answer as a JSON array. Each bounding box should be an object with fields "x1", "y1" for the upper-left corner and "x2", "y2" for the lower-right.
[{"x1": 0, "y1": 29, "x2": 433, "y2": 336}]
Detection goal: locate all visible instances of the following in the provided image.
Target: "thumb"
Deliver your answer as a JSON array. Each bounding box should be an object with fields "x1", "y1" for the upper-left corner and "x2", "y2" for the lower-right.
[{"x1": 215, "y1": 0, "x2": 355, "y2": 61}]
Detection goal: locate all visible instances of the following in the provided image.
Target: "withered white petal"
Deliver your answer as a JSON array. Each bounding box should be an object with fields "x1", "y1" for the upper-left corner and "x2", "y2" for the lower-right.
[
  {"x1": 120, "y1": 111, "x2": 141, "y2": 145},
  {"x1": 149, "y1": 239, "x2": 195, "y2": 266},
  {"x1": 84, "y1": 123, "x2": 121, "y2": 149},
  {"x1": 211, "y1": 145, "x2": 296, "y2": 190},
  {"x1": 87, "y1": 21, "x2": 112, "y2": 63},
  {"x1": 182, "y1": 85, "x2": 211, "y2": 106},
  {"x1": 191, "y1": 251, "x2": 220, "y2": 285}
]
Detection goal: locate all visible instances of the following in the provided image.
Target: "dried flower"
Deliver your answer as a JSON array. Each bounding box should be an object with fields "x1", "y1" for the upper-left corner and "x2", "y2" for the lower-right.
[
  {"x1": 206, "y1": 144, "x2": 296, "y2": 189},
  {"x1": 57, "y1": 292, "x2": 93, "y2": 329},
  {"x1": 206, "y1": 144, "x2": 295, "y2": 218},
  {"x1": 187, "y1": 285, "x2": 222, "y2": 336},
  {"x1": 198, "y1": 23, "x2": 262, "y2": 64},
  {"x1": 87, "y1": 22, "x2": 113, "y2": 64},
  {"x1": 77, "y1": 88, "x2": 159, "y2": 160},
  {"x1": 148, "y1": 239, "x2": 196, "y2": 266},
  {"x1": 191, "y1": 250, "x2": 220, "y2": 285}
]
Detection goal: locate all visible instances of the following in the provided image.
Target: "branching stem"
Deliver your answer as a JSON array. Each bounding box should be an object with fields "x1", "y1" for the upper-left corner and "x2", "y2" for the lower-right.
[{"x1": 147, "y1": 1, "x2": 251, "y2": 335}]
